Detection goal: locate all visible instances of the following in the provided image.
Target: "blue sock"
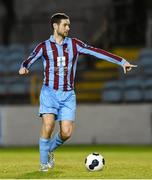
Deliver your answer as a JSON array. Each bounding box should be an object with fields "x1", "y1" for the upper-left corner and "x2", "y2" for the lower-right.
[
  {"x1": 39, "y1": 138, "x2": 50, "y2": 164},
  {"x1": 49, "y1": 133, "x2": 64, "y2": 152}
]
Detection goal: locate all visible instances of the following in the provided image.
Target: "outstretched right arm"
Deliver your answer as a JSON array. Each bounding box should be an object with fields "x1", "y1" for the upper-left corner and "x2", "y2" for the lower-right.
[{"x1": 19, "y1": 42, "x2": 43, "y2": 75}]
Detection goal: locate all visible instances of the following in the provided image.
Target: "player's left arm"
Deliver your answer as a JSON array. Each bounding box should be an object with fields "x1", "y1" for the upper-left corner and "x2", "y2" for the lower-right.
[{"x1": 75, "y1": 39, "x2": 137, "y2": 74}]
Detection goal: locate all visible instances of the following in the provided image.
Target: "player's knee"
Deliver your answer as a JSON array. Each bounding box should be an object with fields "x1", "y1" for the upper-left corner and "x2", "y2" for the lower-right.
[{"x1": 60, "y1": 129, "x2": 72, "y2": 141}]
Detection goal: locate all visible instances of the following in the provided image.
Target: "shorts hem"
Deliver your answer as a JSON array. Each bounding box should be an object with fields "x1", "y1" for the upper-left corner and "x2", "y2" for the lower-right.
[
  {"x1": 56, "y1": 118, "x2": 75, "y2": 122},
  {"x1": 39, "y1": 112, "x2": 57, "y2": 117}
]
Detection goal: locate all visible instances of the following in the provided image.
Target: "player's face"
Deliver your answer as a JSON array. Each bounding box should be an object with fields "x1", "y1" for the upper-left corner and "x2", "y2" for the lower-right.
[{"x1": 56, "y1": 19, "x2": 70, "y2": 37}]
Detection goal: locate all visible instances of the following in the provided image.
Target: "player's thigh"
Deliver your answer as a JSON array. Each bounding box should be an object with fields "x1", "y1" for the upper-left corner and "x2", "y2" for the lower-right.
[{"x1": 42, "y1": 113, "x2": 56, "y2": 130}]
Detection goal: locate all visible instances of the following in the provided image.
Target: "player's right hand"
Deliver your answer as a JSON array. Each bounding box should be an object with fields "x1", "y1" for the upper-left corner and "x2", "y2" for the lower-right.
[{"x1": 19, "y1": 67, "x2": 29, "y2": 75}]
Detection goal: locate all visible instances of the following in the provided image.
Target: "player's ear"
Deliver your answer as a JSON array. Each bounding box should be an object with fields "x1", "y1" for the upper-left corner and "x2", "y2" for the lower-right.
[{"x1": 53, "y1": 23, "x2": 58, "y2": 31}]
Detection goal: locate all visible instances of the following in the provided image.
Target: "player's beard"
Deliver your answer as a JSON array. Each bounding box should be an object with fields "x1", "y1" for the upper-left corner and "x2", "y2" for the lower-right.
[{"x1": 57, "y1": 30, "x2": 69, "y2": 38}]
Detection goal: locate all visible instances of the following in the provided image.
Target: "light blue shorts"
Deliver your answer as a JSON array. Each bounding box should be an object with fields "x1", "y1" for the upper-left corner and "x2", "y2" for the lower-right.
[{"x1": 39, "y1": 85, "x2": 76, "y2": 121}]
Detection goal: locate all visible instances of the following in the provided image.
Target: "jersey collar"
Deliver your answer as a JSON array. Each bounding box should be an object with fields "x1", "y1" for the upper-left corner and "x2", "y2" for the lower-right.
[{"x1": 49, "y1": 35, "x2": 68, "y2": 45}]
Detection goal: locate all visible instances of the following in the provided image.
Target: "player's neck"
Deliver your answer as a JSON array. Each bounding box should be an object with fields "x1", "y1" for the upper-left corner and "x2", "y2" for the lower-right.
[{"x1": 53, "y1": 33, "x2": 64, "y2": 45}]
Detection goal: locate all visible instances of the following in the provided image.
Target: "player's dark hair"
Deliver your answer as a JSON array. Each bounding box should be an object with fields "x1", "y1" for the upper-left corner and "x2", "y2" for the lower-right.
[{"x1": 51, "y1": 13, "x2": 69, "y2": 29}]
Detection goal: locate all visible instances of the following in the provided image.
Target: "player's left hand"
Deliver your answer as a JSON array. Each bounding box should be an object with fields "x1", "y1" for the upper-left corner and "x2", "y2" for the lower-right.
[{"x1": 123, "y1": 62, "x2": 137, "y2": 74}]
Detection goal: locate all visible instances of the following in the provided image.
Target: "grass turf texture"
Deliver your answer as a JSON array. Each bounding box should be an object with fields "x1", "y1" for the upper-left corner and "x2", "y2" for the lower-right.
[{"x1": 0, "y1": 145, "x2": 152, "y2": 179}]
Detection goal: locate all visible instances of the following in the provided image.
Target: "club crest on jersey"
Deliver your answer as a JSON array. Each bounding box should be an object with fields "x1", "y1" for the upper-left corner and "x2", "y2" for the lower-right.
[{"x1": 64, "y1": 48, "x2": 69, "y2": 53}]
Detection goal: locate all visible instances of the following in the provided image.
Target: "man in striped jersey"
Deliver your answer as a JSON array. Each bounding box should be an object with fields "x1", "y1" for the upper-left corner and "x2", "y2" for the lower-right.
[{"x1": 19, "y1": 13, "x2": 137, "y2": 171}]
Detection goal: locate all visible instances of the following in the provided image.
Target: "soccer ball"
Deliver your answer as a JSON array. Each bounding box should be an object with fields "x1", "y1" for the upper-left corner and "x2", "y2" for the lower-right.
[{"x1": 85, "y1": 152, "x2": 105, "y2": 171}]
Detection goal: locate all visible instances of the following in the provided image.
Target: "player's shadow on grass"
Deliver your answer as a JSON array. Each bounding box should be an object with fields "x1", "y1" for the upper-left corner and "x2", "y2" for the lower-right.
[{"x1": 18, "y1": 170, "x2": 63, "y2": 179}]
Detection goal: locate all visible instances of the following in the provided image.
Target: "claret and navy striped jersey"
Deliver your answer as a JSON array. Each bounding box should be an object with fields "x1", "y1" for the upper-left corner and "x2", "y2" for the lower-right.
[{"x1": 21, "y1": 35, "x2": 126, "y2": 91}]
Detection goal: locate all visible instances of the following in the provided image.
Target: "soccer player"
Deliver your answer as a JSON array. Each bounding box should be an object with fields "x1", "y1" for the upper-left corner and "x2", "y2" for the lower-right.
[{"x1": 19, "y1": 13, "x2": 137, "y2": 171}]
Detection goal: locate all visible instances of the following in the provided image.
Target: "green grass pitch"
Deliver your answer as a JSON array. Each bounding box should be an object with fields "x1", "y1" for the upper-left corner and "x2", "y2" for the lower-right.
[{"x1": 0, "y1": 145, "x2": 152, "y2": 179}]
